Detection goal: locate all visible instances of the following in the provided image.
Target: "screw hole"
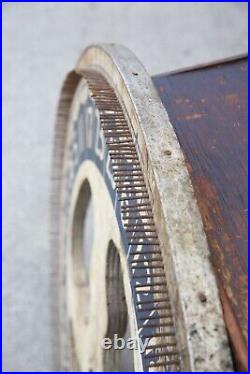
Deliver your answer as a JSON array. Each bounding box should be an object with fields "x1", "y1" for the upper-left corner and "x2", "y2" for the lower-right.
[
  {"x1": 164, "y1": 150, "x2": 172, "y2": 156},
  {"x1": 198, "y1": 292, "x2": 207, "y2": 303}
]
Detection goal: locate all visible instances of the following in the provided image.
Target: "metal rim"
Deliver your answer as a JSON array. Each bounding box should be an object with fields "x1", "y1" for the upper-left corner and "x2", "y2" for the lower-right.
[
  {"x1": 51, "y1": 44, "x2": 233, "y2": 372},
  {"x1": 75, "y1": 44, "x2": 233, "y2": 371}
]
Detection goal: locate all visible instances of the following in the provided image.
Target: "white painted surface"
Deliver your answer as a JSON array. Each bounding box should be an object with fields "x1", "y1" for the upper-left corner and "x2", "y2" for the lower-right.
[{"x1": 3, "y1": 2, "x2": 247, "y2": 371}]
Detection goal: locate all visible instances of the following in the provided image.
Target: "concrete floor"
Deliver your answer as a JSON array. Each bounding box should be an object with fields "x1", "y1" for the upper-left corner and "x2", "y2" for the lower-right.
[{"x1": 3, "y1": 2, "x2": 248, "y2": 372}]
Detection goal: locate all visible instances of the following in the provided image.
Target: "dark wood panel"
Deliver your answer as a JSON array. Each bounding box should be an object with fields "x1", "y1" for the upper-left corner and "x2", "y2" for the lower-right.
[{"x1": 153, "y1": 57, "x2": 248, "y2": 371}]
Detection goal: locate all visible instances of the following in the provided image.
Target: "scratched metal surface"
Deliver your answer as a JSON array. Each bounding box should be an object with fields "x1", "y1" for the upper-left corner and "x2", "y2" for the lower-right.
[{"x1": 153, "y1": 57, "x2": 248, "y2": 370}]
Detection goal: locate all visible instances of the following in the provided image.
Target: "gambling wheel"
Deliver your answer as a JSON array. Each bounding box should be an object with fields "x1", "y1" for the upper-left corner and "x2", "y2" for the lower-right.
[{"x1": 51, "y1": 44, "x2": 246, "y2": 371}]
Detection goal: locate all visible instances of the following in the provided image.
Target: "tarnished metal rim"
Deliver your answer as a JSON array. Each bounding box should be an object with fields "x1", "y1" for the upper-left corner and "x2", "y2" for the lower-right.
[{"x1": 76, "y1": 44, "x2": 233, "y2": 371}]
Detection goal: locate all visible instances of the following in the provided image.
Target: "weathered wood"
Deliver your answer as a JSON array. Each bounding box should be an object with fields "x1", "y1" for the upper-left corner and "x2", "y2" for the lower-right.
[
  {"x1": 53, "y1": 44, "x2": 237, "y2": 372},
  {"x1": 153, "y1": 56, "x2": 248, "y2": 371}
]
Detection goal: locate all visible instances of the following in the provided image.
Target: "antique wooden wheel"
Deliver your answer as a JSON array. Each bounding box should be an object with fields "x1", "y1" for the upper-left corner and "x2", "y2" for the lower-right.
[{"x1": 51, "y1": 44, "x2": 247, "y2": 372}]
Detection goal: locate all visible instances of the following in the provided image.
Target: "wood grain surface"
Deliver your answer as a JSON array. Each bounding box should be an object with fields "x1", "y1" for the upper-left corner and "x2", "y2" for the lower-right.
[{"x1": 153, "y1": 57, "x2": 248, "y2": 371}]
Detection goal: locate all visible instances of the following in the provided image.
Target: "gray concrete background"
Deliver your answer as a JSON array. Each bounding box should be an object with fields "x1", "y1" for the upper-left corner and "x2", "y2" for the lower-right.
[{"x1": 3, "y1": 2, "x2": 248, "y2": 372}]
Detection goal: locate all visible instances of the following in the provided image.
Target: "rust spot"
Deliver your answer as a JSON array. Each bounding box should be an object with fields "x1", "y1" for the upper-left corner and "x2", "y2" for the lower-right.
[
  {"x1": 224, "y1": 93, "x2": 239, "y2": 105},
  {"x1": 218, "y1": 283, "x2": 248, "y2": 372},
  {"x1": 194, "y1": 176, "x2": 217, "y2": 200}
]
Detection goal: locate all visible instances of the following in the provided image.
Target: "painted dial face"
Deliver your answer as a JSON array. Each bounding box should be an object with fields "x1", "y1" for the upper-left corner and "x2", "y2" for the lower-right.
[{"x1": 63, "y1": 73, "x2": 180, "y2": 372}]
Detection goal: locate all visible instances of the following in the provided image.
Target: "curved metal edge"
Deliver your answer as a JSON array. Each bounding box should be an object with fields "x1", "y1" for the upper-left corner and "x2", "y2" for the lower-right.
[
  {"x1": 76, "y1": 44, "x2": 233, "y2": 372},
  {"x1": 50, "y1": 71, "x2": 83, "y2": 371}
]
